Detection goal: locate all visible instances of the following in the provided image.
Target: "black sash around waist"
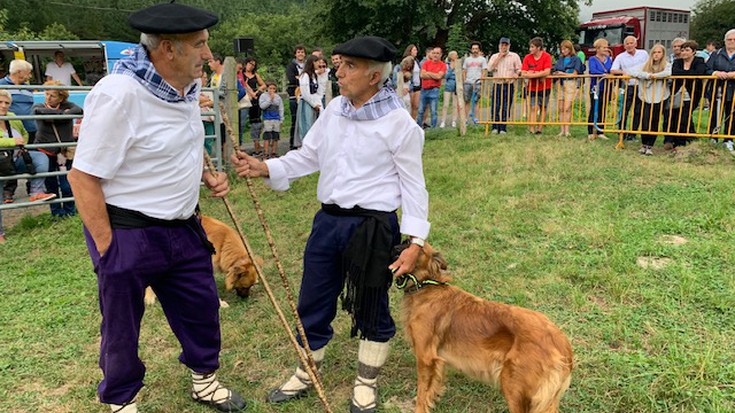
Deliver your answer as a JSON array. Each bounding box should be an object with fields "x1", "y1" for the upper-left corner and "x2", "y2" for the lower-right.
[
  {"x1": 107, "y1": 204, "x2": 194, "y2": 229},
  {"x1": 321, "y1": 203, "x2": 395, "y2": 218}
]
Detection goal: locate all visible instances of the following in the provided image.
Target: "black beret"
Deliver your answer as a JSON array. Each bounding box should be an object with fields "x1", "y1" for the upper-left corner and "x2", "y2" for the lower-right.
[
  {"x1": 128, "y1": 1, "x2": 219, "y2": 34},
  {"x1": 333, "y1": 36, "x2": 397, "y2": 62}
]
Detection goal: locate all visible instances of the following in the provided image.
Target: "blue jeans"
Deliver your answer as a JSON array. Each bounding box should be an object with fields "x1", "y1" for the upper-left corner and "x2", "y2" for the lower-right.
[
  {"x1": 13, "y1": 150, "x2": 49, "y2": 195},
  {"x1": 417, "y1": 87, "x2": 440, "y2": 128},
  {"x1": 492, "y1": 83, "x2": 514, "y2": 132},
  {"x1": 44, "y1": 154, "x2": 75, "y2": 217}
]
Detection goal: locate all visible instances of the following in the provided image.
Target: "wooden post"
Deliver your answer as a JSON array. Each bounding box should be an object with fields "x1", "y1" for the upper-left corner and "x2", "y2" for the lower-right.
[
  {"x1": 223, "y1": 57, "x2": 238, "y2": 162},
  {"x1": 455, "y1": 56, "x2": 467, "y2": 136}
]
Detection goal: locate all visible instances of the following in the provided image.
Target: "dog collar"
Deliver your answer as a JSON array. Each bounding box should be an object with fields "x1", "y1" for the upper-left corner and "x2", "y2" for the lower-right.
[{"x1": 395, "y1": 273, "x2": 447, "y2": 295}]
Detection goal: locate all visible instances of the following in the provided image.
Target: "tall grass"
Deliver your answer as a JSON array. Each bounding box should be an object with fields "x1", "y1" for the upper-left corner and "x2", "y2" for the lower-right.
[{"x1": 1, "y1": 127, "x2": 733, "y2": 413}]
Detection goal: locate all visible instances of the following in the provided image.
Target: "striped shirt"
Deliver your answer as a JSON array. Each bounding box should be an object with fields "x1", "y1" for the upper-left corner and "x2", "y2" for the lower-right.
[{"x1": 488, "y1": 52, "x2": 522, "y2": 82}]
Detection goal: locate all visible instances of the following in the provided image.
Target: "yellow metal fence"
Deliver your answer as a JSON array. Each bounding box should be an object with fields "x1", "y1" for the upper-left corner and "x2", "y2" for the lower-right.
[{"x1": 475, "y1": 75, "x2": 735, "y2": 148}]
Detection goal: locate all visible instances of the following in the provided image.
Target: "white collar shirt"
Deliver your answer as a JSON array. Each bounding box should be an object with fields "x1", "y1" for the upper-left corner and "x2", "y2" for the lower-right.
[
  {"x1": 612, "y1": 49, "x2": 649, "y2": 86},
  {"x1": 264, "y1": 96, "x2": 431, "y2": 239},
  {"x1": 74, "y1": 74, "x2": 204, "y2": 220}
]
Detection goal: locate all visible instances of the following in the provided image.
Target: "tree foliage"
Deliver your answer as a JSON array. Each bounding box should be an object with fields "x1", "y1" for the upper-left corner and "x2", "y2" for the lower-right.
[{"x1": 691, "y1": 0, "x2": 735, "y2": 45}]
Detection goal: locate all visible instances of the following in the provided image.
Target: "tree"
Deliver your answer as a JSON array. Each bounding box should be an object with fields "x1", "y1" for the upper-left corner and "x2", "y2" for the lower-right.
[
  {"x1": 445, "y1": 23, "x2": 468, "y2": 56},
  {"x1": 315, "y1": 0, "x2": 580, "y2": 58},
  {"x1": 691, "y1": 0, "x2": 735, "y2": 46}
]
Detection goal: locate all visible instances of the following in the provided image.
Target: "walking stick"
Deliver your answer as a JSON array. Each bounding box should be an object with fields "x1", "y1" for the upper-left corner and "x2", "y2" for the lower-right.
[{"x1": 212, "y1": 102, "x2": 332, "y2": 412}]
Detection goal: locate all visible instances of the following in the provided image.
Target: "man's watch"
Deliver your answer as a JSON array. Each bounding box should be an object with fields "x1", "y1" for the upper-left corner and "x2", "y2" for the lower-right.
[{"x1": 410, "y1": 237, "x2": 425, "y2": 247}]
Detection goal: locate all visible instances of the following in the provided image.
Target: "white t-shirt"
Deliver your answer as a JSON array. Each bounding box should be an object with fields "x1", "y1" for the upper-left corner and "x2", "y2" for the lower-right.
[
  {"x1": 45, "y1": 62, "x2": 77, "y2": 86},
  {"x1": 74, "y1": 74, "x2": 204, "y2": 220},
  {"x1": 462, "y1": 55, "x2": 488, "y2": 84},
  {"x1": 264, "y1": 96, "x2": 431, "y2": 239}
]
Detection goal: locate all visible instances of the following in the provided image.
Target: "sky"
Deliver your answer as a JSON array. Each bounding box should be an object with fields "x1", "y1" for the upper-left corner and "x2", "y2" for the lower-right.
[{"x1": 579, "y1": 0, "x2": 698, "y2": 22}]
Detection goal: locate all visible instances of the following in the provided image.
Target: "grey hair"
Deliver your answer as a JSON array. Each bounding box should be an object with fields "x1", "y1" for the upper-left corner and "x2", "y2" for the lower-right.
[
  {"x1": 9, "y1": 59, "x2": 32, "y2": 75},
  {"x1": 367, "y1": 60, "x2": 392, "y2": 88},
  {"x1": 140, "y1": 33, "x2": 184, "y2": 53},
  {"x1": 725, "y1": 29, "x2": 735, "y2": 41},
  {"x1": 672, "y1": 37, "x2": 687, "y2": 44},
  {"x1": 0, "y1": 89, "x2": 12, "y2": 102}
]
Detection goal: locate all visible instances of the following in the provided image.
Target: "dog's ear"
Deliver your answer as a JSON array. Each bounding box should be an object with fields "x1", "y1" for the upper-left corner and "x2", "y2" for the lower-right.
[
  {"x1": 224, "y1": 268, "x2": 236, "y2": 291},
  {"x1": 433, "y1": 252, "x2": 447, "y2": 270}
]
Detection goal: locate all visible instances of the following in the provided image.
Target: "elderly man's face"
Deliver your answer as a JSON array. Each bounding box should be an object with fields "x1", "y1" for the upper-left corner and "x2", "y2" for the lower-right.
[
  {"x1": 173, "y1": 30, "x2": 213, "y2": 85},
  {"x1": 336, "y1": 56, "x2": 377, "y2": 103},
  {"x1": 431, "y1": 48, "x2": 442, "y2": 61},
  {"x1": 624, "y1": 36, "x2": 637, "y2": 53},
  {"x1": 15, "y1": 69, "x2": 32, "y2": 84},
  {"x1": 672, "y1": 40, "x2": 684, "y2": 57}
]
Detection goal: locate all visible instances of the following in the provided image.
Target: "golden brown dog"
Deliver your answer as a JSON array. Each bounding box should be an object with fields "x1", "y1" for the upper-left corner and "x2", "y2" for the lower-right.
[
  {"x1": 398, "y1": 242, "x2": 573, "y2": 413},
  {"x1": 144, "y1": 215, "x2": 261, "y2": 306}
]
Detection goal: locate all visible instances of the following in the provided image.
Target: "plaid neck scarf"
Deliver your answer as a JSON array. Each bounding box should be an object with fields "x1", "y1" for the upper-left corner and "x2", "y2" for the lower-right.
[
  {"x1": 111, "y1": 44, "x2": 199, "y2": 103},
  {"x1": 340, "y1": 84, "x2": 403, "y2": 121}
]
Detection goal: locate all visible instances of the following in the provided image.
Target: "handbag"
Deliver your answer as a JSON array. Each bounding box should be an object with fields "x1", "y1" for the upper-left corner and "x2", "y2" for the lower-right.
[
  {"x1": 238, "y1": 94, "x2": 252, "y2": 109},
  {"x1": 52, "y1": 122, "x2": 75, "y2": 160},
  {"x1": 0, "y1": 150, "x2": 14, "y2": 176}
]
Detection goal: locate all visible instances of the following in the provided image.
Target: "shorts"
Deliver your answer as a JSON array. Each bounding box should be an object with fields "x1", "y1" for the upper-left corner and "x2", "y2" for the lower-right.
[
  {"x1": 263, "y1": 120, "x2": 281, "y2": 133},
  {"x1": 463, "y1": 82, "x2": 480, "y2": 102},
  {"x1": 528, "y1": 90, "x2": 551, "y2": 107},
  {"x1": 412, "y1": 85, "x2": 421, "y2": 93},
  {"x1": 557, "y1": 81, "x2": 578, "y2": 103},
  {"x1": 250, "y1": 121, "x2": 263, "y2": 141}
]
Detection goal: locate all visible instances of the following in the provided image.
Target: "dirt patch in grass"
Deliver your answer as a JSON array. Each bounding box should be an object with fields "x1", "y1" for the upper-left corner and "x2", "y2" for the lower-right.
[
  {"x1": 384, "y1": 395, "x2": 415, "y2": 413},
  {"x1": 659, "y1": 235, "x2": 688, "y2": 246},
  {"x1": 636, "y1": 256, "x2": 673, "y2": 270},
  {"x1": 673, "y1": 141, "x2": 735, "y2": 165}
]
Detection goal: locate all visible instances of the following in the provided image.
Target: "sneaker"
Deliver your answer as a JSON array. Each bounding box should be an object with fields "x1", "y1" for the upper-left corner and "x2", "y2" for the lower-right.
[
  {"x1": 439, "y1": 122, "x2": 445, "y2": 128},
  {"x1": 491, "y1": 129, "x2": 498, "y2": 134},
  {"x1": 588, "y1": 134, "x2": 595, "y2": 141},
  {"x1": 638, "y1": 146, "x2": 647, "y2": 154},
  {"x1": 472, "y1": 118, "x2": 479, "y2": 124},
  {"x1": 499, "y1": 130, "x2": 507, "y2": 135},
  {"x1": 725, "y1": 141, "x2": 734, "y2": 152},
  {"x1": 451, "y1": 121, "x2": 456, "y2": 128},
  {"x1": 3, "y1": 196, "x2": 12, "y2": 204},
  {"x1": 597, "y1": 134, "x2": 609, "y2": 140},
  {"x1": 29, "y1": 193, "x2": 57, "y2": 203},
  {"x1": 645, "y1": 147, "x2": 654, "y2": 156}
]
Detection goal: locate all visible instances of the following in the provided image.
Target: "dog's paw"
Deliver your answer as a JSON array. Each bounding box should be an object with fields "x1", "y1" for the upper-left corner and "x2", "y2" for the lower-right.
[{"x1": 219, "y1": 299, "x2": 230, "y2": 308}]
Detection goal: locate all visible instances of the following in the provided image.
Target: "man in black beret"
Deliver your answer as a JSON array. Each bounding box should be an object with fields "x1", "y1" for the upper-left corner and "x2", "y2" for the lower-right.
[
  {"x1": 232, "y1": 36, "x2": 431, "y2": 413},
  {"x1": 68, "y1": 2, "x2": 247, "y2": 413}
]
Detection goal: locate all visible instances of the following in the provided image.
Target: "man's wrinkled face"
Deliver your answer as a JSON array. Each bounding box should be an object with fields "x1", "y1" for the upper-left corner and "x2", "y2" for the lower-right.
[
  {"x1": 431, "y1": 48, "x2": 442, "y2": 61},
  {"x1": 672, "y1": 41, "x2": 684, "y2": 57},
  {"x1": 172, "y1": 30, "x2": 213, "y2": 84},
  {"x1": 499, "y1": 43, "x2": 509, "y2": 53},
  {"x1": 624, "y1": 37, "x2": 637, "y2": 53},
  {"x1": 336, "y1": 56, "x2": 375, "y2": 101}
]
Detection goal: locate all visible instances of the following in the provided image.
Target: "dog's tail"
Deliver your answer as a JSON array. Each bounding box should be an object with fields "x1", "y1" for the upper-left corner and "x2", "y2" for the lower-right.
[{"x1": 528, "y1": 357, "x2": 573, "y2": 413}]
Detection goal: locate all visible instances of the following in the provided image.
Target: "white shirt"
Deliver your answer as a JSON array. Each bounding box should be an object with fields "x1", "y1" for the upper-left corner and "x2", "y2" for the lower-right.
[
  {"x1": 264, "y1": 96, "x2": 431, "y2": 239},
  {"x1": 75, "y1": 75, "x2": 204, "y2": 220},
  {"x1": 45, "y1": 62, "x2": 76, "y2": 86},
  {"x1": 611, "y1": 50, "x2": 649, "y2": 86},
  {"x1": 463, "y1": 55, "x2": 488, "y2": 83},
  {"x1": 299, "y1": 72, "x2": 326, "y2": 108}
]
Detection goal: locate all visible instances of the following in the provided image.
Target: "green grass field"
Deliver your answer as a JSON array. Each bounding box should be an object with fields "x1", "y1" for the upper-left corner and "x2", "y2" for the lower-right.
[{"x1": 1, "y1": 127, "x2": 734, "y2": 413}]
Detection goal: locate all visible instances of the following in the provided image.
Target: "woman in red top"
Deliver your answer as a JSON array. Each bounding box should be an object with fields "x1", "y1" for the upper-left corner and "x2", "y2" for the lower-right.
[{"x1": 521, "y1": 37, "x2": 552, "y2": 134}]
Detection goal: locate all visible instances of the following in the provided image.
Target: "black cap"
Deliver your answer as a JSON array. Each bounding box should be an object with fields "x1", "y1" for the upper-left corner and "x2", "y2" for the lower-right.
[
  {"x1": 333, "y1": 36, "x2": 396, "y2": 62},
  {"x1": 128, "y1": 1, "x2": 219, "y2": 34}
]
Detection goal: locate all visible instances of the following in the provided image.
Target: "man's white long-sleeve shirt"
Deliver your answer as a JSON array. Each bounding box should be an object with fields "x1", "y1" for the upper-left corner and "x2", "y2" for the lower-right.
[{"x1": 264, "y1": 95, "x2": 430, "y2": 239}]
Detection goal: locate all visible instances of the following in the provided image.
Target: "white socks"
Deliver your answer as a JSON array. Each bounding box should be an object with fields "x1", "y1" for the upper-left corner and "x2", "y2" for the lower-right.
[
  {"x1": 191, "y1": 371, "x2": 231, "y2": 404},
  {"x1": 277, "y1": 346, "x2": 326, "y2": 395},
  {"x1": 352, "y1": 340, "x2": 390, "y2": 410},
  {"x1": 109, "y1": 402, "x2": 138, "y2": 413}
]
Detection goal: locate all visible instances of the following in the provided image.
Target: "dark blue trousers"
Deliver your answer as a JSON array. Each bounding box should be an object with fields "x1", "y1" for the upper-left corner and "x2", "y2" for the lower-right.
[
  {"x1": 297, "y1": 210, "x2": 400, "y2": 350},
  {"x1": 84, "y1": 222, "x2": 221, "y2": 405},
  {"x1": 492, "y1": 83, "x2": 514, "y2": 132}
]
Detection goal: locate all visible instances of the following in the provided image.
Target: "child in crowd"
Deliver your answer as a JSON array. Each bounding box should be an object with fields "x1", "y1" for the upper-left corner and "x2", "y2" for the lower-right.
[{"x1": 259, "y1": 81, "x2": 285, "y2": 159}]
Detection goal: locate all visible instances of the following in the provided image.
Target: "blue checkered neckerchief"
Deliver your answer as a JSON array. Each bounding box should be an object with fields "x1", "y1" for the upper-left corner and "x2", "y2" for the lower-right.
[
  {"x1": 111, "y1": 44, "x2": 199, "y2": 103},
  {"x1": 339, "y1": 83, "x2": 403, "y2": 121}
]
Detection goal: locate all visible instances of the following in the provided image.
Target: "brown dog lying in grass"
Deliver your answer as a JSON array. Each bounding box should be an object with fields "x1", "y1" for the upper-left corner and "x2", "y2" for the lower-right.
[
  {"x1": 397, "y1": 242, "x2": 574, "y2": 413},
  {"x1": 144, "y1": 215, "x2": 261, "y2": 306}
]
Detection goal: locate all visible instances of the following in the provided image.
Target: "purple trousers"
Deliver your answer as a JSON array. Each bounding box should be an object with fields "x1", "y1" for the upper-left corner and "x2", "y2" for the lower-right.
[{"x1": 84, "y1": 222, "x2": 221, "y2": 405}]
